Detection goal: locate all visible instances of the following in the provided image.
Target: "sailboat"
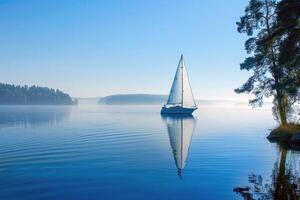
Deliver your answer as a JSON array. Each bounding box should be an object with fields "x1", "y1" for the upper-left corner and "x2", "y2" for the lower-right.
[
  {"x1": 162, "y1": 114, "x2": 196, "y2": 178},
  {"x1": 161, "y1": 55, "x2": 197, "y2": 114}
]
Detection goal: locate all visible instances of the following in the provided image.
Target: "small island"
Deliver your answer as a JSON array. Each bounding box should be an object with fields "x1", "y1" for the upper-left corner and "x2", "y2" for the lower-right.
[{"x1": 0, "y1": 83, "x2": 77, "y2": 105}]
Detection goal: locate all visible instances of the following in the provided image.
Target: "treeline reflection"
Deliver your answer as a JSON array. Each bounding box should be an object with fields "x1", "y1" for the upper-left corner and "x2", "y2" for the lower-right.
[
  {"x1": 0, "y1": 106, "x2": 71, "y2": 128},
  {"x1": 234, "y1": 145, "x2": 300, "y2": 200}
]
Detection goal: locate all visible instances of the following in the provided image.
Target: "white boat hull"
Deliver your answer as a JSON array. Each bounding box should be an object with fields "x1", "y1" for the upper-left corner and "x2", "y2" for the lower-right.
[{"x1": 160, "y1": 106, "x2": 197, "y2": 115}]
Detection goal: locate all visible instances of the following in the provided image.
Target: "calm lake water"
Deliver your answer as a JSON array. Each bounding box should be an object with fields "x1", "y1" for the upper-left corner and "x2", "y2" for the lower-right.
[{"x1": 0, "y1": 105, "x2": 298, "y2": 199}]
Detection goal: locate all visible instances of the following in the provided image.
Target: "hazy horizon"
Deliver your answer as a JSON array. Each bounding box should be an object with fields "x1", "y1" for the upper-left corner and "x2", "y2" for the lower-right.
[
  {"x1": 0, "y1": 0, "x2": 252, "y2": 100},
  {"x1": 79, "y1": 94, "x2": 274, "y2": 105}
]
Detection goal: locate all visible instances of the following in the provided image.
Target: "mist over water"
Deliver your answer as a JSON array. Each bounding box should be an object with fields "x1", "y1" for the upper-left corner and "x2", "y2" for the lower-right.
[{"x1": 0, "y1": 104, "x2": 290, "y2": 200}]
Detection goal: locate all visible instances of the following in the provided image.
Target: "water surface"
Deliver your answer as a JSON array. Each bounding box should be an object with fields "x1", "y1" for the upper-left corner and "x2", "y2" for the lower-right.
[{"x1": 0, "y1": 105, "x2": 292, "y2": 199}]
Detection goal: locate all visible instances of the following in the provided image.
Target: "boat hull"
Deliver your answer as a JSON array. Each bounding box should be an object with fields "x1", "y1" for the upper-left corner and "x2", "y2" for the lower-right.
[{"x1": 160, "y1": 106, "x2": 197, "y2": 115}]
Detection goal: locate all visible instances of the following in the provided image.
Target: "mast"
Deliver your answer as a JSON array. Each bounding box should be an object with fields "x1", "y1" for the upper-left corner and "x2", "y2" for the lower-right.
[{"x1": 181, "y1": 54, "x2": 184, "y2": 107}]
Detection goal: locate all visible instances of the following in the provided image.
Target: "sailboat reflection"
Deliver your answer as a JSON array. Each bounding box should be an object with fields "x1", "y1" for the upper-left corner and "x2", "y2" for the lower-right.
[{"x1": 162, "y1": 114, "x2": 196, "y2": 179}]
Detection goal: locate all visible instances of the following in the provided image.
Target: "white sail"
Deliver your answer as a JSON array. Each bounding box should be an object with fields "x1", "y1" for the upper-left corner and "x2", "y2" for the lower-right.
[
  {"x1": 167, "y1": 60, "x2": 183, "y2": 105},
  {"x1": 163, "y1": 115, "x2": 196, "y2": 177},
  {"x1": 181, "y1": 57, "x2": 197, "y2": 108},
  {"x1": 166, "y1": 55, "x2": 196, "y2": 108}
]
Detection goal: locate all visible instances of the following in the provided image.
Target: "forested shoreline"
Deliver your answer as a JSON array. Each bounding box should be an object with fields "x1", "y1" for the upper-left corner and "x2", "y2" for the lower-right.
[{"x1": 0, "y1": 83, "x2": 77, "y2": 105}]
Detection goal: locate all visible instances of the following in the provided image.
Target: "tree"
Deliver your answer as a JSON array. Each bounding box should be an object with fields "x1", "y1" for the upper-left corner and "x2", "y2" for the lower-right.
[
  {"x1": 275, "y1": 0, "x2": 300, "y2": 123},
  {"x1": 235, "y1": 0, "x2": 299, "y2": 126}
]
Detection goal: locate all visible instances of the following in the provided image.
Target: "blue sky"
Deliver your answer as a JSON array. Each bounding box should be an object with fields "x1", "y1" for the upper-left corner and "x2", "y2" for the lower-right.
[{"x1": 0, "y1": 0, "x2": 251, "y2": 99}]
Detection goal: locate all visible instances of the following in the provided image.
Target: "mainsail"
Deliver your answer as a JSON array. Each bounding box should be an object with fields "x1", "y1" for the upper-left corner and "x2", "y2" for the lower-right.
[{"x1": 167, "y1": 55, "x2": 196, "y2": 108}]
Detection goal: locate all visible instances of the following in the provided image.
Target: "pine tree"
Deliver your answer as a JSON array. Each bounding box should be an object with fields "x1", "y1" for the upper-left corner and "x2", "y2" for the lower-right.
[{"x1": 235, "y1": 0, "x2": 299, "y2": 126}]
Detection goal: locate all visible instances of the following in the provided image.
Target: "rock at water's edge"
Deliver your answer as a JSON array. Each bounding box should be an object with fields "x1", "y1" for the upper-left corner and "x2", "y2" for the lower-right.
[{"x1": 290, "y1": 132, "x2": 300, "y2": 143}]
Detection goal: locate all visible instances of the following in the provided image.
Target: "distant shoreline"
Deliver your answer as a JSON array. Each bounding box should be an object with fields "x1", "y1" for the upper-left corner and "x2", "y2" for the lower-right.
[{"x1": 0, "y1": 83, "x2": 77, "y2": 105}]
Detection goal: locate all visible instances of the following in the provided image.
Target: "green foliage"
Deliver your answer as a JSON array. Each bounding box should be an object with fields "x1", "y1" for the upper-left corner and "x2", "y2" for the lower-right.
[
  {"x1": 276, "y1": 0, "x2": 300, "y2": 99},
  {"x1": 0, "y1": 83, "x2": 77, "y2": 105},
  {"x1": 235, "y1": 0, "x2": 278, "y2": 107}
]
